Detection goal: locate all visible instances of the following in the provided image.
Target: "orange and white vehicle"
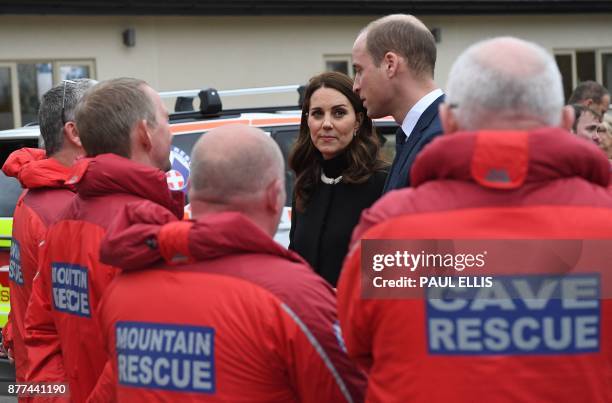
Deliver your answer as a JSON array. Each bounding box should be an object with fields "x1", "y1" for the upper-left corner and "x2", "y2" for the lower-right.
[{"x1": 160, "y1": 85, "x2": 398, "y2": 246}]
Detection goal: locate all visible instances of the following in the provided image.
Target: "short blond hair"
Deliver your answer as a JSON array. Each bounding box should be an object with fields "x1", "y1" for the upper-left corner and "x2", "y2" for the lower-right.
[{"x1": 75, "y1": 77, "x2": 156, "y2": 158}]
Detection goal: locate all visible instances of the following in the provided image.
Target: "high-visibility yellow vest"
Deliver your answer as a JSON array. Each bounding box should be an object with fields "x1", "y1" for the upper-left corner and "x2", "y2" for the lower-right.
[
  {"x1": 0, "y1": 217, "x2": 12, "y2": 327},
  {"x1": 0, "y1": 217, "x2": 11, "y2": 249}
]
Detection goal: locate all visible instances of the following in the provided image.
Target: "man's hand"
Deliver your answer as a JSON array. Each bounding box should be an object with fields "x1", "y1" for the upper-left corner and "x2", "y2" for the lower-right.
[
  {"x1": 6, "y1": 347, "x2": 13, "y2": 364},
  {"x1": 0, "y1": 343, "x2": 14, "y2": 364}
]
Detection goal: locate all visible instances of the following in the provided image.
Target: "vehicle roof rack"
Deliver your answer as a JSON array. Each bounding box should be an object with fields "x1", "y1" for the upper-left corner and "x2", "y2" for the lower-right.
[{"x1": 162, "y1": 85, "x2": 305, "y2": 121}]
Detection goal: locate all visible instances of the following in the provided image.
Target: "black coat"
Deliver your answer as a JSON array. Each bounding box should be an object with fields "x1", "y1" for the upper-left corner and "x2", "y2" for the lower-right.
[{"x1": 289, "y1": 159, "x2": 387, "y2": 287}]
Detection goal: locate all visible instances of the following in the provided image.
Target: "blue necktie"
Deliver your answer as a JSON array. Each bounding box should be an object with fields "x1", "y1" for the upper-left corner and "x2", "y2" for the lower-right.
[
  {"x1": 395, "y1": 127, "x2": 406, "y2": 155},
  {"x1": 382, "y1": 127, "x2": 407, "y2": 193}
]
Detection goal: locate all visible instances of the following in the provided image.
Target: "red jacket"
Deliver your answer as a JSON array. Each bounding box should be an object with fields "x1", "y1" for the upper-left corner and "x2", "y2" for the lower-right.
[
  {"x1": 24, "y1": 154, "x2": 183, "y2": 403},
  {"x1": 1, "y1": 148, "x2": 74, "y2": 382},
  {"x1": 97, "y1": 200, "x2": 366, "y2": 402},
  {"x1": 338, "y1": 129, "x2": 612, "y2": 403}
]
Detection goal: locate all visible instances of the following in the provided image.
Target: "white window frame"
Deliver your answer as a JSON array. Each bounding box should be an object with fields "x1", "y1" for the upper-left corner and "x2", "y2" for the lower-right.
[
  {"x1": 554, "y1": 48, "x2": 612, "y2": 89},
  {"x1": 54, "y1": 60, "x2": 97, "y2": 82},
  {"x1": 599, "y1": 50, "x2": 612, "y2": 90},
  {"x1": 323, "y1": 54, "x2": 354, "y2": 77},
  {"x1": 0, "y1": 62, "x2": 21, "y2": 128},
  {"x1": 0, "y1": 59, "x2": 96, "y2": 129}
]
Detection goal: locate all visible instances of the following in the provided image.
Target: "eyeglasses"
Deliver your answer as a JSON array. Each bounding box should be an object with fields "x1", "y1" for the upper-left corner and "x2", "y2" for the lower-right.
[{"x1": 61, "y1": 79, "x2": 77, "y2": 125}]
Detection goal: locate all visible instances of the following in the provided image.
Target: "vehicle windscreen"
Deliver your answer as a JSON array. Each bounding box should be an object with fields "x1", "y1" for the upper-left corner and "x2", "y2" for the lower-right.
[
  {"x1": 0, "y1": 137, "x2": 35, "y2": 218},
  {"x1": 169, "y1": 122, "x2": 397, "y2": 208},
  {"x1": 170, "y1": 126, "x2": 301, "y2": 207},
  {"x1": 0, "y1": 173, "x2": 22, "y2": 217}
]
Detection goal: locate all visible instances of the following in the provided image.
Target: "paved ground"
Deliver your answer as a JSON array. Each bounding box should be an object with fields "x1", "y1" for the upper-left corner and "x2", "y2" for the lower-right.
[{"x1": 0, "y1": 359, "x2": 16, "y2": 401}]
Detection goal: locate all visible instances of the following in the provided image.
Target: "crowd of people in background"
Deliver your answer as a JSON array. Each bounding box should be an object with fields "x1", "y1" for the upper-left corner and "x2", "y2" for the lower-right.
[
  {"x1": 1, "y1": 12, "x2": 612, "y2": 403},
  {"x1": 569, "y1": 80, "x2": 612, "y2": 162}
]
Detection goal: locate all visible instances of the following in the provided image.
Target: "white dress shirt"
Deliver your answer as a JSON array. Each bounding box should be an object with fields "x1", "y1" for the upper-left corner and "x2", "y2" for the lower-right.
[{"x1": 401, "y1": 88, "x2": 444, "y2": 141}]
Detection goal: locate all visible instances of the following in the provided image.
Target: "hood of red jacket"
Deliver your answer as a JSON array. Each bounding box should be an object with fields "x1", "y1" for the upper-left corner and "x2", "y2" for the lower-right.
[
  {"x1": 100, "y1": 199, "x2": 304, "y2": 271},
  {"x1": 66, "y1": 153, "x2": 184, "y2": 219},
  {"x1": 2, "y1": 148, "x2": 73, "y2": 189},
  {"x1": 411, "y1": 128, "x2": 610, "y2": 189}
]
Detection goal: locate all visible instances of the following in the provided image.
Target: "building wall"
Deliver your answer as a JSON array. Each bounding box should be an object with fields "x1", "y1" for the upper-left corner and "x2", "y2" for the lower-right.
[{"x1": 1, "y1": 13, "x2": 611, "y2": 115}]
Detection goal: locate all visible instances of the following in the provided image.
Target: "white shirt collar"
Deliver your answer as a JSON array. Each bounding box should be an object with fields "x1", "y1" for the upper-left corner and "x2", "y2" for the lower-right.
[{"x1": 401, "y1": 88, "x2": 444, "y2": 139}]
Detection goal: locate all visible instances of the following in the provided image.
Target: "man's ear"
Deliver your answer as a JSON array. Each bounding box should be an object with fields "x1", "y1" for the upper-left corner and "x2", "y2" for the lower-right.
[
  {"x1": 383, "y1": 51, "x2": 400, "y2": 78},
  {"x1": 265, "y1": 178, "x2": 285, "y2": 214},
  {"x1": 439, "y1": 103, "x2": 459, "y2": 134},
  {"x1": 63, "y1": 122, "x2": 82, "y2": 148},
  {"x1": 135, "y1": 119, "x2": 153, "y2": 151},
  {"x1": 560, "y1": 105, "x2": 575, "y2": 131}
]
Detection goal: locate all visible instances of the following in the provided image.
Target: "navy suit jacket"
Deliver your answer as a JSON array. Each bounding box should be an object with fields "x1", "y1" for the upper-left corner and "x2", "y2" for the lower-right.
[{"x1": 382, "y1": 94, "x2": 445, "y2": 193}]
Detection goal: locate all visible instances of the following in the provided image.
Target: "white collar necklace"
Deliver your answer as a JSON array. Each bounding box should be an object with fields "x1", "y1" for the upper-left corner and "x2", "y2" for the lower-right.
[{"x1": 321, "y1": 172, "x2": 342, "y2": 185}]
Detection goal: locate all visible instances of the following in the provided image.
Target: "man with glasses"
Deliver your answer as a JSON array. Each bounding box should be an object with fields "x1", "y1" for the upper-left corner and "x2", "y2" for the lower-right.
[
  {"x1": 24, "y1": 78, "x2": 183, "y2": 402},
  {"x1": 1, "y1": 79, "x2": 96, "y2": 384}
]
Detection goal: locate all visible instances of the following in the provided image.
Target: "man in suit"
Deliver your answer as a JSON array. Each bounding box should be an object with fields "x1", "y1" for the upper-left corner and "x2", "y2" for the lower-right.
[{"x1": 352, "y1": 14, "x2": 444, "y2": 192}]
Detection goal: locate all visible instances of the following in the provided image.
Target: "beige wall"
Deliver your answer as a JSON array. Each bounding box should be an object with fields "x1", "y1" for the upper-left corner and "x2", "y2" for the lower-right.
[
  {"x1": 426, "y1": 14, "x2": 612, "y2": 86},
  {"x1": 1, "y1": 13, "x2": 612, "y2": 110}
]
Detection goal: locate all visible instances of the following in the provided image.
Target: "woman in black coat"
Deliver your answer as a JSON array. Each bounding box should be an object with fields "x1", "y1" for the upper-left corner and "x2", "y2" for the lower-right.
[{"x1": 289, "y1": 71, "x2": 388, "y2": 287}]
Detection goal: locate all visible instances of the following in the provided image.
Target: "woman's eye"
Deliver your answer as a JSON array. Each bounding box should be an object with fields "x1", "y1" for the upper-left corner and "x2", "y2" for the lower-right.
[
  {"x1": 334, "y1": 110, "x2": 347, "y2": 118},
  {"x1": 310, "y1": 110, "x2": 323, "y2": 118}
]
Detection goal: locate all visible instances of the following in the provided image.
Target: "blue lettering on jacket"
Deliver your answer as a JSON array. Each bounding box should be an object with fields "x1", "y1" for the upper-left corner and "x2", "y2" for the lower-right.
[
  {"x1": 116, "y1": 322, "x2": 215, "y2": 393},
  {"x1": 9, "y1": 240, "x2": 23, "y2": 285},
  {"x1": 51, "y1": 263, "x2": 91, "y2": 317},
  {"x1": 426, "y1": 274, "x2": 600, "y2": 355}
]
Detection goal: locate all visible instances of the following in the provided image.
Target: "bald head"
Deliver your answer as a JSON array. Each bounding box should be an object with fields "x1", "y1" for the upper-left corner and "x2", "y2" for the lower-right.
[
  {"x1": 190, "y1": 124, "x2": 284, "y2": 202},
  {"x1": 188, "y1": 125, "x2": 285, "y2": 235},
  {"x1": 475, "y1": 37, "x2": 551, "y2": 77},
  {"x1": 445, "y1": 37, "x2": 566, "y2": 131},
  {"x1": 369, "y1": 14, "x2": 429, "y2": 32}
]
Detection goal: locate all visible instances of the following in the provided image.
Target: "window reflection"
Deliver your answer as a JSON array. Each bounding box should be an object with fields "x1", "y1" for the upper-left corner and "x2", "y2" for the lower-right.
[
  {"x1": 602, "y1": 54, "x2": 612, "y2": 94},
  {"x1": 18, "y1": 63, "x2": 53, "y2": 126},
  {"x1": 0, "y1": 67, "x2": 14, "y2": 130},
  {"x1": 60, "y1": 65, "x2": 90, "y2": 81}
]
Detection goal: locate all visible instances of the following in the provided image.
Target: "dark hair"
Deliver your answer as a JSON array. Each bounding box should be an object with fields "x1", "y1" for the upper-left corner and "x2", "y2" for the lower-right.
[
  {"x1": 568, "y1": 80, "x2": 609, "y2": 105},
  {"x1": 75, "y1": 77, "x2": 156, "y2": 158},
  {"x1": 288, "y1": 71, "x2": 387, "y2": 211},
  {"x1": 571, "y1": 103, "x2": 599, "y2": 132},
  {"x1": 38, "y1": 79, "x2": 96, "y2": 156},
  {"x1": 366, "y1": 14, "x2": 437, "y2": 78}
]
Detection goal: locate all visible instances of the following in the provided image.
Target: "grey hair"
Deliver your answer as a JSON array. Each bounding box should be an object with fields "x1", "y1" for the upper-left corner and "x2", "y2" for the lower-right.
[
  {"x1": 445, "y1": 37, "x2": 564, "y2": 130},
  {"x1": 38, "y1": 78, "x2": 97, "y2": 156},
  {"x1": 189, "y1": 126, "x2": 285, "y2": 204}
]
